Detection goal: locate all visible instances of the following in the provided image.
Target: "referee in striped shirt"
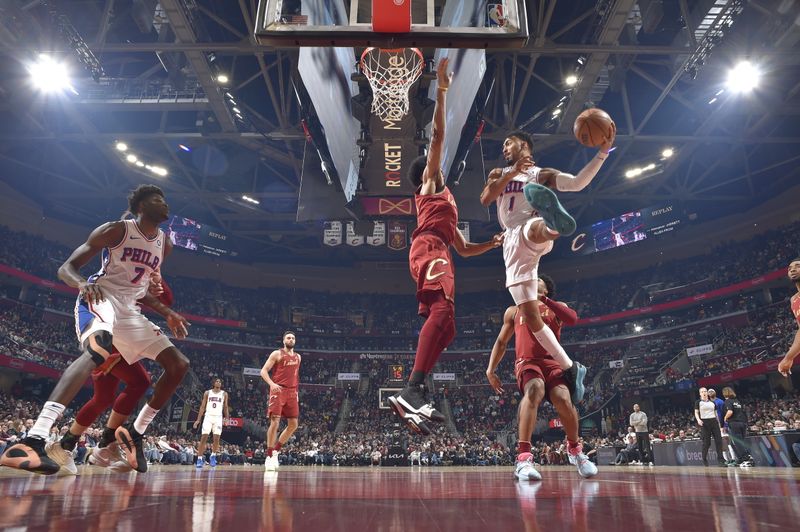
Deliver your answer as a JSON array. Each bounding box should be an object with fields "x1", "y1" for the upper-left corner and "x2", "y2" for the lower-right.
[{"x1": 694, "y1": 387, "x2": 725, "y2": 467}]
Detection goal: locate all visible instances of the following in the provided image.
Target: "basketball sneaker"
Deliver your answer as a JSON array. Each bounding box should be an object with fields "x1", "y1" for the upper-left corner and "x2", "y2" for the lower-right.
[
  {"x1": 115, "y1": 426, "x2": 147, "y2": 473},
  {"x1": 210, "y1": 454, "x2": 217, "y2": 468},
  {"x1": 388, "y1": 385, "x2": 444, "y2": 435},
  {"x1": 264, "y1": 454, "x2": 278, "y2": 471},
  {"x1": 44, "y1": 441, "x2": 78, "y2": 476},
  {"x1": 568, "y1": 445, "x2": 598, "y2": 478},
  {"x1": 738, "y1": 459, "x2": 753, "y2": 468},
  {"x1": 196, "y1": 456, "x2": 204, "y2": 468},
  {"x1": 522, "y1": 183, "x2": 577, "y2": 236},
  {"x1": 0, "y1": 437, "x2": 60, "y2": 475},
  {"x1": 108, "y1": 460, "x2": 133, "y2": 473},
  {"x1": 562, "y1": 362, "x2": 587, "y2": 404},
  {"x1": 514, "y1": 453, "x2": 542, "y2": 481},
  {"x1": 90, "y1": 443, "x2": 123, "y2": 468}
]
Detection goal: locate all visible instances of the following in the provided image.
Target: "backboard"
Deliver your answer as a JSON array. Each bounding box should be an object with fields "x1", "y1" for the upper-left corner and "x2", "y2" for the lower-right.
[{"x1": 255, "y1": 0, "x2": 529, "y2": 49}]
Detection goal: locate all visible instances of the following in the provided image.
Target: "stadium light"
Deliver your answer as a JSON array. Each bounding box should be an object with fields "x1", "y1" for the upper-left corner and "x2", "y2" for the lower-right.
[
  {"x1": 726, "y1": 61, "x2": 760, "y2": 93},
  {"x1": 551, "y1": 108, "x2": 562, "y2": 117},
  {"x1": 115, "y1": 142, "x2": 128, "y2": 152},
  {"x1": 178, "y1": 144, "x2": 191, "y2": 152},
  {"x1": 135, "y1": 161, "x2": 144, "y2": 167},
  {"x1": 150, "y1": 166, "x2": 168, "y2": 177},
  {"x1": 661, "y1": 148, "x2": 674, "y2": 159},
  {"x1": 242, "y1": 194, "x2": 260, "y2": 205},
  {"x1": 625, "y1": 168, "x2": 642, "y2": 179},
  {"x1": 217, "y1": 74, "x2": 229, "y2": 84},
  {"x1": 565, "y1": 75, "x2": 578, "y2": 86},
  {"x1": 28, "y1": 55, "x2": 74, "y2": 94},
  {"x1": 634, "y1": 325, "x2": 643, "y2": 333},
  {"x1": 126, "y1": 154, "x2": 138, "y2": 163}
]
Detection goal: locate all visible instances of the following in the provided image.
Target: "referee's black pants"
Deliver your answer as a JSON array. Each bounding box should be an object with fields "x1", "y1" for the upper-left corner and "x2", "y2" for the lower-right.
[
  {"x1": 727, "y1": 421, "x2": 751, "y2": 462},
  {"x1": 701, "y1": 419, "x2": 724, "y2": 463}
]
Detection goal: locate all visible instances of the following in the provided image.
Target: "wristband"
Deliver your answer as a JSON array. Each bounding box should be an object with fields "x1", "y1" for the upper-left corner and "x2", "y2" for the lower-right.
[{"x1": 438, "y1": 87, "x2": 448, "y2": 92}]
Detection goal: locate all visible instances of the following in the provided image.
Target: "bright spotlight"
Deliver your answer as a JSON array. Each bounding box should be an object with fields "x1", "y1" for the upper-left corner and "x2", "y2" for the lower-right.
[
  {"x1": 151, "y1": 166, "x2": 168, "y2": 177},
  {"x1": 565, "y1": 75, "x2": 578, "y2": 86},
  {"x1": 126, "y1": 154, "x2": 138, "y2": 163},
  {"x1": 661, "y1": 148, "x2": 674, "y2": 158},
  {"x1": 217, "y1": 74, "x2": 229, "y2": 84},
  {"x1": 726, "y1": 61, "x2": 760, "y2": 93},
  {"x1": 625, "y1": 168, "x2": 642, "y2": 179},
  {"x1": 551, "y1": 108, "x2": 562, "y2": 117},
  {"x1": 634, "y1": 325, "x2": 643, "y2": 333},
  {"x1": 135, "y1": 161, "x2": 145, "y2": 167},
  {"x1": 28, "y1": 55, "x2": 73, "y2": 93},
  {"x1": 115, "y1": 142, "x2": 128, "y2": 152},
  {"x1": 178, "y1": 144, "x2": 191, "y2": 152}
]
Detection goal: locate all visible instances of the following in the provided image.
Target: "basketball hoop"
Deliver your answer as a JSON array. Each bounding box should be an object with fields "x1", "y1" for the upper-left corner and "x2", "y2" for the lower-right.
[{"x1": 360, "y1": 47, "x2": 424, "y2": 122}]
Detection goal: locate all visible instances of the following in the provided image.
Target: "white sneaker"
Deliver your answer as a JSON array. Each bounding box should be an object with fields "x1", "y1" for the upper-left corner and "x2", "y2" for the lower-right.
[
  {"x1": 264, "y1": 454, "x2": 277, "y2": 471},
  {"x1": 514, "y1": 453, "x2": 542, "y2": 481},
  {"x1": 109, "y1": 460, "x2": 134, "y2": 473},
  {"x1": 45, "y1": 442, "x2": 78, "y2": 476},
  {"x1": 568, "y1": 449, "x2": 598, "y2": 479},
  {"x1": 89, "y1": 443, "x2": 124, "y2": 467},
  {"x1": 272, "y1": 453, "x2": 280, "y2": 470}
]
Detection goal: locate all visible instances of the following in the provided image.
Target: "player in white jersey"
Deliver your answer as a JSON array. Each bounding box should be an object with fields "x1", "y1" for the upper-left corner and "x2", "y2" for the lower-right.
[
  {"x1": 194, "y1": 377, "x2": 229, "y2": 468},
  {"x1": 480, "y1": 130, "x2": 615, "y2": 404},
  {"x1": 0, "y1": 185, "x2": 191, "y2": 476}
]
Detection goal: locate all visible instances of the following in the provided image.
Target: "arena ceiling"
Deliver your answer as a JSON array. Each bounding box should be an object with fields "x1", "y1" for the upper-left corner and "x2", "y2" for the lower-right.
[{"x1": 0, "y1": 0, "x2": 798, "y2": 264}]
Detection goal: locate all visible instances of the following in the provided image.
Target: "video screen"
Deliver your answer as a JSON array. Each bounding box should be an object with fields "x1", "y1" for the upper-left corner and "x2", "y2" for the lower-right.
[
  {"x1": 570, "y1": 204, "x2": 682, "y2": 255},
  {"x1": 164, "y1": 216, "x2": 233, "y2": 257}
]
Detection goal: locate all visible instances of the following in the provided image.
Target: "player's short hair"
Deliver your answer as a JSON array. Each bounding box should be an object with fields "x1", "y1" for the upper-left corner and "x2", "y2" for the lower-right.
[
  {"x1": 213, "y1": 377, "x2": 222, "y2": 384},
  {"x1": 708, "y1": 388, "x2": 716, "y2": 397},
  {"x1": 539, "y1": 274, "x2": 556, "y2": 298},
  {"x1": 283, "y1": 331, "x2": 295, "y2": 339},
  {"x1": 507, "y1": 130, "x2": 534, "y2": 152},
  {"x1": 790, "y1": 258, "x2": 800, "y2": 264},
  {"x1": 128, "y1": 184, "x2": 164, "y2": 215},
  {"x1": 407, "y1": 155, "x2": 427, "y2": 190}
]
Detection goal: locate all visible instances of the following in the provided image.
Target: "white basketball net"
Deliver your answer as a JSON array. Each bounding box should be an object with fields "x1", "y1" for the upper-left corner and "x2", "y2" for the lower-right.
[{"x1": 360, "y1": 47, "x2": 424, "y2": 122}]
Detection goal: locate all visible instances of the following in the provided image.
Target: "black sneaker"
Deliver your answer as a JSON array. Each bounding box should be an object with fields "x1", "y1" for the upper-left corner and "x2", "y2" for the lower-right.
[
  {"x1": 0, "y1": 436, "x2": 60, "y2": 475},
  {"x1": 115, "y1": 426, "x2": 147, "y2": 473},
  {"x1": 388, "y1": 385, "x2": 444, "y2": 435},
  {"x1": 561, "y1": 362, "x2": 587, "y2": 404}
]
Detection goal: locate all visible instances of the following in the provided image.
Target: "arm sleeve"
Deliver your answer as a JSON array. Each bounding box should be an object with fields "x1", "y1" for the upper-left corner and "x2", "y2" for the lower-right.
[
  {"x1": 554, "y1": 156, "x2": 606, "y2": 192},
  {"x1": 542, "y1": 297, "x2": 579, "y2": 325}
]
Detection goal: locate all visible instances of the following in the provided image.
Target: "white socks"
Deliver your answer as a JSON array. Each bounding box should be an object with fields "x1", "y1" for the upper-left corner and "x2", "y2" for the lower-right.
[
  {"x1": 531, "y1": 324, "x2": 573, "y2": 370},
  {"x1": 29, "y1": 401, "x2": 65, "y2": 440},
  {"x1": 133, "y1": 404, "x2": 160, "y2": 434}
]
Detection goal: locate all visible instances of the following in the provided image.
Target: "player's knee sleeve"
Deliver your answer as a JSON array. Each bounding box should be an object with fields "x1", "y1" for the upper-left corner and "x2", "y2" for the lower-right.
[
  {"x1": 112, "y1": 391, "x2": 139, "y2": 417},
  {"x1": 85, "y1": 331, "x2": 113, "y2": 366},
  {"x1": 76, "y1": 399, "x2": 106, "y2": 427}
]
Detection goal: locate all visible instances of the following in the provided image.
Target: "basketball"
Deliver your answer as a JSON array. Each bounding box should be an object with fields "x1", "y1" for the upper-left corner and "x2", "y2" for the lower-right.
[{"x1": 574, "y1": 108, "x2": 615, "y2": 147}]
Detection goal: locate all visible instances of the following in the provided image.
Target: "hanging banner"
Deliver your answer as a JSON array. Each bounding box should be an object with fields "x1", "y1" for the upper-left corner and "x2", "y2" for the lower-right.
[
  {"x1": 388, "y1": 221, "x2": 407, "y2": 251},
  {"x1": 337, "y1": 373, "x2": 361, "y2": 381},
  {"x1": 609, "y1": 359, "x2": 624, "y2": 369},
  {"x1": 346, "y1": 221, "x2": 365, "y2": 246},
  {"x1": 687, "y1": 344, "x2": 714, "y2": 357},
  {"x1": 432, "y1": 373, "x2": 456, "y2": 381},
  {"x1": 323, "y1": 221, "x2": 343, "y2": 246},
  {"x1": 367, "y1": 221, "x2": 386, "y2": 246},
  {"x1": 242, "y1": 367, "x2": 261, "y2": 376}
]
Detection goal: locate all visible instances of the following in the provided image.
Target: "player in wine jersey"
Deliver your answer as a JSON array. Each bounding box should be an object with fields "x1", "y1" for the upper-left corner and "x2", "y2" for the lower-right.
[
  {"x1": 47, "y1": 275, "x2": 173, "y2": 475},
  {"x1": 778, "y1": 258, "x2": 800, "y2": 377},
  {"x1": 0, "y1": 185, "x2": 190, "y2": 476},
  {"x1": 260, "y1": 331, "x2": 301, "y2": 471},
  {"x1": 479, "y1": 128, "x2": 615, "y2": 404},
  {"x1": 486, "y1": 275, "x2": 597, "y2": 480},
  {"x1": 194, "y1": 378, "x2": 230, "y2": 468},
  {"x1": 387, "y1": 58, "x2": 503, "y2": 436}
]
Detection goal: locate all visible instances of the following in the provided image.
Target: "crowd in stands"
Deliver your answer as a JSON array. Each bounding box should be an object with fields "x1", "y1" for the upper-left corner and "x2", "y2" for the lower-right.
[{"x1": 2, "y1": 219, "x2": 800, "y2": 468}]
